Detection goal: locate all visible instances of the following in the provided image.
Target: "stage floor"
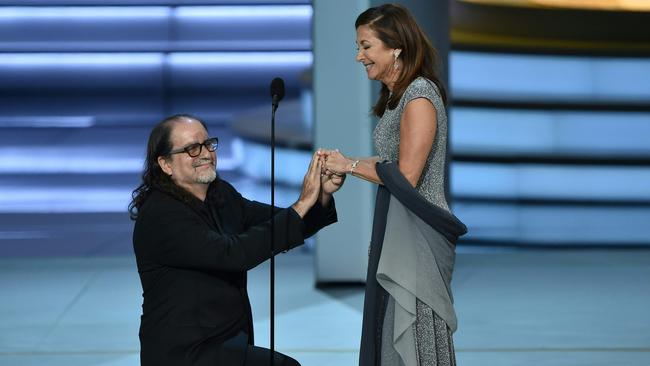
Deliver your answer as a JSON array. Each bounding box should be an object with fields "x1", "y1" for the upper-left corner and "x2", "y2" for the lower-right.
[{"x1": 1, "y1": 248, "x2": 649, "y2": 366}]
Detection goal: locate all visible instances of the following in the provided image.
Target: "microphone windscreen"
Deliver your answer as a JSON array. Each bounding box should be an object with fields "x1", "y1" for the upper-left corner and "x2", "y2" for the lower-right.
[{"x1": 270, "y1": 77, "x2": 285, "y2": 102}]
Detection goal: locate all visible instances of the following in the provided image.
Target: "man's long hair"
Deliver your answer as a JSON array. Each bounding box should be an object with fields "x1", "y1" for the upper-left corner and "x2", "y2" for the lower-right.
[
  {"x1": 355, "y1": 3, "x2": 448, "y2": 117},
  {"x1": 128, "y1": 114, "x2": 214, "y2": 220}
]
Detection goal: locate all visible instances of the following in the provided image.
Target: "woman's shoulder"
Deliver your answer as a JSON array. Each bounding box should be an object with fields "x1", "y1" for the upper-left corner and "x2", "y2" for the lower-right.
[
  {"x1": 400, "y1": 77, "x2": 443, "y2": 108},
  {"x1": 409, "y1": 76, "x2": 432, "y2": 87},
  {"x1": 406, "y1": 77, "x2": 439, "y2": 96}
]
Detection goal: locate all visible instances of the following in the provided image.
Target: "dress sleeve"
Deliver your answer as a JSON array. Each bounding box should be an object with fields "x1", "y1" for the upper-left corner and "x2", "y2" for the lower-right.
[{"x1": 402, "y1": 78, "x2": 445, "y2": 115}]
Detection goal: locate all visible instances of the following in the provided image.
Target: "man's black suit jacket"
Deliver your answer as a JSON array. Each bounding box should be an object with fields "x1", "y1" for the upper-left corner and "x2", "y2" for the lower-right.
[{"x1": 133, "y1": 179, "x2": 337, "y2": 365}]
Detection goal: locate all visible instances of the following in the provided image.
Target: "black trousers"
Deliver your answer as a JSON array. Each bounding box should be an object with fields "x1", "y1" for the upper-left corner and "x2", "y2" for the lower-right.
[
  {"x1": 225, "y1": 332, "x2": 300, "y2": 366},
  {"x1": 140, "y1": 331, "x2": 301, "y2": 366}
]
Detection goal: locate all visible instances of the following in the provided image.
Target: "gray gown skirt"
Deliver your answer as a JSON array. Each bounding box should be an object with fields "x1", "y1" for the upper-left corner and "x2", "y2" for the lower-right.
[{"x1": 381, "y1": 298, "x2": 456, "y2": 366}]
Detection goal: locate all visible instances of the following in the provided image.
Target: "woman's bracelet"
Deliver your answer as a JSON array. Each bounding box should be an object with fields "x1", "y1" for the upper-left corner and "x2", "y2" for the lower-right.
[{"x1": 349, "y1": 159, "x2": 360, "y2": 175}]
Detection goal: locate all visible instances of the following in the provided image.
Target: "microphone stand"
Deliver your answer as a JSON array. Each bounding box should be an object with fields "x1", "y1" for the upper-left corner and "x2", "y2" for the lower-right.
[
  {"x1": 270, "y1": 96, "x2": 279, "y2": 366},
  {"x1": 269, "y1": 77, "x2": 283, "y2": 366}
]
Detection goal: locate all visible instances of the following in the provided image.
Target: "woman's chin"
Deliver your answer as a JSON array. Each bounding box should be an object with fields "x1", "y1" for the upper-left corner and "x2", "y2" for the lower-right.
[{"x1": 366, "y1": 72, "x2": 378, "y2": 81}]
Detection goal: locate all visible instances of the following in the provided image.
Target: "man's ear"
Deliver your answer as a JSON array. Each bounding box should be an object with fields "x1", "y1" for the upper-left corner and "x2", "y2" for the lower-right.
[{"x1": 158, "y1": 156, "x2": 173, "y2": 176}]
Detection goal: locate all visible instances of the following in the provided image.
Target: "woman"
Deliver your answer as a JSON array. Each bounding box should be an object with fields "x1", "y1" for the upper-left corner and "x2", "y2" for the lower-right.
[{"x1": 321, "y1": 4, "x2": 467, "y2": 366}]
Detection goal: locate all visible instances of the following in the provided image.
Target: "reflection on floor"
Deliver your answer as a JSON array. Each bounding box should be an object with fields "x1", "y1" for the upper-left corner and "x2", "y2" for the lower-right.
[{"x1": 1, "y1": 249, "x2": 649, "y2": 366}]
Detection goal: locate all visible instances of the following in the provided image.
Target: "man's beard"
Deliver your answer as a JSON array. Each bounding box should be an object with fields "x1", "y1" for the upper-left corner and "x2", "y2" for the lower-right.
[
  {"x1": 193, "y1": 158, "x2": 217, "y2": 184},
  {"x1": 195, "y1": 167, "x2": 216, "y2": 184}
]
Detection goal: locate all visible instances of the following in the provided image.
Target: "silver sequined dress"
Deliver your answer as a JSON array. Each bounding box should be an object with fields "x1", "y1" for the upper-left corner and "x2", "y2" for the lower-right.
[
  {"x1": 373, "y1": 77, "x2": 456, "y2": 366},
  {"x1": 373, "y1": 77, "x2": 450, "y2": 212}
]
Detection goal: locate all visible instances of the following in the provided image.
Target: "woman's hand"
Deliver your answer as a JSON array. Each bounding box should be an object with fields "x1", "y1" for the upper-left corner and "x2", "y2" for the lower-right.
[{"x1": 320, "y1": 149, "x2": 352, "y2": 176}]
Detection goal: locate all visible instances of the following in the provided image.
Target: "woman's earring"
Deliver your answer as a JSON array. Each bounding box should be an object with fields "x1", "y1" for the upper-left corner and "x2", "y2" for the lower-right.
[{"x1": 393, "y1": 53, "x2": 400, "y2": 70}]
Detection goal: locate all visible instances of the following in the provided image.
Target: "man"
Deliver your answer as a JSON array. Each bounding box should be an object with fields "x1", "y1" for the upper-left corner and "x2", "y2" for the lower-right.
[{"x1": 130, "y1": 114, "x2": 343, "y2": 366}]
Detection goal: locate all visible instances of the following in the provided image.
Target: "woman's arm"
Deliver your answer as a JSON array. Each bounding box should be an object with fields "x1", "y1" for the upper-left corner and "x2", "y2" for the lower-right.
[
  {"x1": 321, "y1": 151, "x2": 383, "y2": 185},
  {"x1": 398, "y1": 98, "x2": 437, "y2": 187},
  {"x1": 346, "y1": 156, "x2": 383, "y2": 184},
  {"x1": 322, "y1": 97, "x2": 437, "y2": 187}
]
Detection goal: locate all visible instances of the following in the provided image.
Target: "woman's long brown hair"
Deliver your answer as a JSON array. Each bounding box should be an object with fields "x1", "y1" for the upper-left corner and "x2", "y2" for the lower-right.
[{"x1": 355, "y1": 3, "x2": 448, "y2": 117}]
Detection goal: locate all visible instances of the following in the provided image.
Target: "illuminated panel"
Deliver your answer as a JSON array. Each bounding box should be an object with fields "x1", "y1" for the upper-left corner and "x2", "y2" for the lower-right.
[
  {"x1": 0, "y1": 143, "x2": 242, "y2": 174},
  {"x1": 0, "y1": 116, "x2": 95, "y2": 128},
  {"x1": 1, "y1": 0, "x2": 311, "y2": 4},
  {"x1": 0, "y1": 52, "x2": 161, "y2": 65},
  {"x1": 173, "y1": 5, "x2": 312, "y2": 50},
  {"x1": 0, "y1": 51, "x2": 310, "y2": 66},
  {"x1": 175, "y1": 5, "x2": 312, "y2": 18},
  {"x1": 0, "y1": 53, "x2": 162, "y2": 90},
  {"x1": 0, "y1": 52, "x2": 312, "y2": 90},
  {"x1": 451, "y1": 162, "x2": 650, "y2": 200},
  {"x1": 169, "y1": 51, "x2": 312, "y2": 88},
  {"x1": 454, "y1": 203, "x2": 650, "y2": 244},
  {"x1": 451, "y1": 51, "x2": 650, "y2": 102},
  {"x1": 0, "y1": 7, "x2": 169, "y2": 51},
  {"x1": 451, "y1": 108, "x2": 650, "y2": 155},
  {"x1": 459, "y1": 0, "x2": 650, "y2": 11},
  {"x1": 168, "y1": 51, "x2": 313, "y2": 66},
  {"x1": 0, "y1": 6, "x2": 169, "y2": 18},
  {"x1": 0, "y1": 5, "x2": 311, "y2": 19},
  {"x1": 0, "y1": 187, "x2": 131, "y2": 213},
  {"x1": 0, "y1": 5, "x2": 312, "y2": 51}
]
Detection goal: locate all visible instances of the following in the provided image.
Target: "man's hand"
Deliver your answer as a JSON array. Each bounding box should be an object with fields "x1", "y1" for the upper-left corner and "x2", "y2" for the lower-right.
[
  {"x1": 321, "y1": 170, "x2": 345, "y2": 195},
  {"x1": 317, "y1": 149, "x2": 346, "y2": 207},
  {"x1": 292, "y1": 152, "x2": 322, "y2": 218}
]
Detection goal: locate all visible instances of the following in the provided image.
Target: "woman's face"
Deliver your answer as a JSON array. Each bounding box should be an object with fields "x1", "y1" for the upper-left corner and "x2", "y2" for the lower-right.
[{"x1": 355, "y1": 25, "x2": 399, "y2": 87}]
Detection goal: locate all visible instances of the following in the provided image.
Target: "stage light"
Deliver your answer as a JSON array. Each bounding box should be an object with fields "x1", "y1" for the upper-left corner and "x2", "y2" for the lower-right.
[
  {"x1": 0, "y1": 6, "x2": 169, "y2": 19},
  {"x1": 175, "y1": 5, "x2": 312, "y2": 18},
  {"x1": 459, "y1": 0, "x2": 650, "y2": 12},
  {"x1": 168, "y1": 52, "x2": 312, "y2": 66}
]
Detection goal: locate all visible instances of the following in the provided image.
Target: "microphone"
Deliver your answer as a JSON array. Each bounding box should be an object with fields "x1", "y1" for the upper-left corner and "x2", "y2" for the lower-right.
[{"x1": 270, "y1": 77, "x2": 285, "y2": 111}]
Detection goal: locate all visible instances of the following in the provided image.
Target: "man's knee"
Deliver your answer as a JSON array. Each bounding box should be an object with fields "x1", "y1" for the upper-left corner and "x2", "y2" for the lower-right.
[
  {"x1": 245, "y1": 345, "x2": 301, "y2": 366},
  {"x1": 281, "y1": 354, "x2": 301, "y2": 366}
]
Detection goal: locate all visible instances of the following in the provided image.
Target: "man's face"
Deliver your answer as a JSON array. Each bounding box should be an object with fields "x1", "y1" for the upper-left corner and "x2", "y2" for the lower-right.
[{"x1": 159, "y1": 118, "x2": 217, "y2": 194}]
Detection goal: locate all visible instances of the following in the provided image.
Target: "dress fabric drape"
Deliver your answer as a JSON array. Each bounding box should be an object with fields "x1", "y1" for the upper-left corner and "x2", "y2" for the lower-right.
[{"x1": 359, "y1": 162, "x2": 466, "y2": 366}]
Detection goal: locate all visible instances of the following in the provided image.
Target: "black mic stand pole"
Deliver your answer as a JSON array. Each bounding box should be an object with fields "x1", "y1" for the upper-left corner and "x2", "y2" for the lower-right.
[
  {"x1": 270, "y1": 98, "x2": 277, "y2": 366},
  {"x1": 269, "y1": 77, "x2": 283, "y2": 366}
]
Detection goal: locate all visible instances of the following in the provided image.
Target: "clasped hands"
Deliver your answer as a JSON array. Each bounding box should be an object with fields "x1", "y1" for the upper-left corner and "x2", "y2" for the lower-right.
[
  {"x1": 319, "y1": 149, "x2": 352, "y2": 191},
  {"x1": 317, "y1": 149, "x2": 352, "y2": 178},
  {"x1": 292, "y1": 149, "x2": 350, "y2": 218}
]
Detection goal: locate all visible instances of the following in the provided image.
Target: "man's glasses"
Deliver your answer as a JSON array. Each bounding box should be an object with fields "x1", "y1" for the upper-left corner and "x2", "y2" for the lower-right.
[{"x1": 168, "y1": 137, "x2": 219, "y2": 157}]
